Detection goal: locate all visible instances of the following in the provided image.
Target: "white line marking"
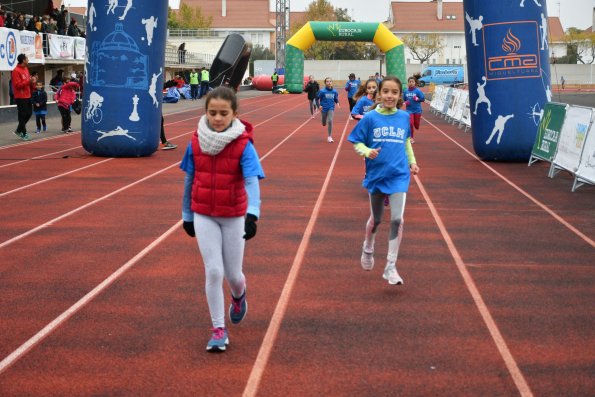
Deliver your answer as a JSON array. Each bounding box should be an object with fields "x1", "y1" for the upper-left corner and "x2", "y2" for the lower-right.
[
  {"x1": 414, "y1": 174, "x2": 534, "y2": 397},
  {"x1": 0, "y1": 221, "x2": 182, "y2": 375},
  {"x1": 423, "y1": 117, "x2": 595, "y2": 248},
  {"x1": 242, "y1": 114, "x2": 352, "y2": 397}
]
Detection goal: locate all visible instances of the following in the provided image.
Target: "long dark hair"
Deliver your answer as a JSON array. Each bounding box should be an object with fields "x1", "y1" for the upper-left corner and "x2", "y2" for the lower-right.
[
  {"x1": 378, "y1": 75, "x2": 404, "y2": 109},
  {"x1": 353, "y1": 78, "x2": 377, "y2": 103}
]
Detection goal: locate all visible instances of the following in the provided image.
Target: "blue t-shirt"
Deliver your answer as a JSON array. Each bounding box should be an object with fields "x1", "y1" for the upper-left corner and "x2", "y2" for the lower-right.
[
  {"x1": 347, "y1": 109, "x2": 412, "y2": 194},
  {"x1": 351, "y1": 95, "x2": 375, "y2": 117},
  {"x1": 316, "y1": 88, "x2": 339, "y2": 112},
  {"x1": 344, "y1": 79, "x2": 360, "y2": 98},
  {"x1": 403, "y1": 87, "x2": 425, "y2": 114}
]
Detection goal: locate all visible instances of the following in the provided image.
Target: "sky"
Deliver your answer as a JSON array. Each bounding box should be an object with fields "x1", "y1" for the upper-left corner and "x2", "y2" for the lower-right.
[{"x1": 280, "y1": 0, "x2": 595, "y2": 31}]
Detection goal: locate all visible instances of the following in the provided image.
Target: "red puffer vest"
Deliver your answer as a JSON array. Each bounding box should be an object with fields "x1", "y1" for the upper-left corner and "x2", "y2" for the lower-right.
[{"x1": 190, "y1": 120, "x2": 254, "y2": 217}]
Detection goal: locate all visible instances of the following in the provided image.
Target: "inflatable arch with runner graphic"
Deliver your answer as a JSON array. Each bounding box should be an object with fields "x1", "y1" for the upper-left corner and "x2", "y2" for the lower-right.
[{"x1": 284, "y1": 22, "x2": 407, "y2": 93}]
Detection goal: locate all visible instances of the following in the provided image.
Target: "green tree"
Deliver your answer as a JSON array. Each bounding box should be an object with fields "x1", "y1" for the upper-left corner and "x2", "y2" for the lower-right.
[
  {"x1": 561, "y1": 28, "x2": 594, "y2": 64},
  {"x1": 288, "y1": 0, "x2": 379, "y2": 60},
  {"x1": 168, "y1": 2, "x2": 212, "y2": 29},
  {"x1": 401, "y1": 33, "x2": 444, "y2": 65}
]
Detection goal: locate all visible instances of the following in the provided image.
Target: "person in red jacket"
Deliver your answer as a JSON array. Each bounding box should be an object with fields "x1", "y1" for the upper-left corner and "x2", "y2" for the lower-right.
[
  {"x1": 180, "y1": 86, "x2": 265, "y2": 352},
  {"x1": 54, "y1": 76, "x2": 80, "y2": 133},
  {"x1": 11, "y1": 54, "x2": 36, "y2": 140}
]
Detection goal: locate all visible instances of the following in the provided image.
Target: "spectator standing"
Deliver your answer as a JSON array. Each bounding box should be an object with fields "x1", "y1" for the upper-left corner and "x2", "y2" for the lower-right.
[
  {"x1": 271, "y1": 69, "x2": 279, "y2": 92},
  {"x1": 0, "y1": 9, "x2": 5, "y2": 27},
  {"x1": 67, "y1": 18, "x2": 80, "y2": 37},
  {"x1": 31, "y1": 81, "x2": 48, "y2": 133},
  {"x1": 47, "y1": 16, "x2": 57, "y2": 34},
  {"x1": 50, "y1": 69, "x2": 64, "y2": 92},
  {"x1": 54, "y1": 76, "x2": 80, "y2": 133},
  {"x1": 199, "y1": 67, "x2": 210, "y2": 99},
  {"x1": 178, "y1": 42, "x2": 186, "y2": 64},
  {"x1": 560, "y1": 76, "x2": 565, "y2": 90},
  {"x1": 189, "y1": 69, "x2": 200, "y2": 100},
  {"x1": 11, "y1": 54, "x2": 36, "y2": 140},
  {"x1": 57, "y1": 5, "x2": 67, "y2": 35}
]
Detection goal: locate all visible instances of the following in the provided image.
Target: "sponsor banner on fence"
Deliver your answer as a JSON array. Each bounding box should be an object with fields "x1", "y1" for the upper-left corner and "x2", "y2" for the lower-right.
[
  {"x1": 0, "y1": 28, "x2": 19, "y2": 71},
  {"x1": 553, "y1": 105, "x2": 593, "y2": 173},
  {"x1": 19, "y1": 30, "x2": 44, "y2": 64},
  {"x1": 576, "y1": 120, "x2": 595, "y2": 184},
  {"x1": 530, "y1": 102, "x2": 567, "y2": 162},
  {"x1": 48, "y1": 34, "x2": 75, "y2": 60},
  {"x1": 74, "y1": 37, "x2": 86, "y2": 60}
]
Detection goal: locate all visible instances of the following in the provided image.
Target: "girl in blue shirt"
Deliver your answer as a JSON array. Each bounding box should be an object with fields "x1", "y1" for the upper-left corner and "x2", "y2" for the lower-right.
[
  {"x1": 351, "y1": 78, "x2": 378, "y2": 120},
  {"x1": 316, "y1": 77, "x2": 339, "y2": 143},
  {"x1": 344, "y1": 72, "x2": 361, "y2": 112},
  {"x1": 403, "y1": 74, "x2": 425, "y2": 143},
  {"x1": 347, "y1": 76, "x2": 420, "y2": 286}
]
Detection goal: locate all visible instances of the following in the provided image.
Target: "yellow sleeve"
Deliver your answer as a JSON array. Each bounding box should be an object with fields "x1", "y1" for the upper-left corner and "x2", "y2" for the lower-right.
[
  {"x1": 353, "y1": 142, "x2": 372, "y2": 158},
  {"x1": 405, "y1": 138, "x2": 416, "y2": 165}
]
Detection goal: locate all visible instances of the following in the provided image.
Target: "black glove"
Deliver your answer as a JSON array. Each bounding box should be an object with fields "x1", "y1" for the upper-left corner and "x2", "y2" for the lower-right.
[
  {"x1": 183, "y1": 220, "x2": 195, "y2": 237},
  {"x1": 243, "y1": 214, "x2": 258, "y2": 240}
]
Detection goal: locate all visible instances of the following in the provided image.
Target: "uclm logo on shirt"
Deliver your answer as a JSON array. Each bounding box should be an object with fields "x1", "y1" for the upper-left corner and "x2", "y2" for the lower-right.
[{"x1": 483, "y1": 21, "x2": 540, "y2": 81}]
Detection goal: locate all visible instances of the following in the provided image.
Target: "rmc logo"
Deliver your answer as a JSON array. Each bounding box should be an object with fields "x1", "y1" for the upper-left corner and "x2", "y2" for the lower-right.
[
  {"x1": 483, "y1": 21, "x2": 540, "y2": 81},
  {"x1": 0, "y1": 31, "x2": 17, "y2": 68}
]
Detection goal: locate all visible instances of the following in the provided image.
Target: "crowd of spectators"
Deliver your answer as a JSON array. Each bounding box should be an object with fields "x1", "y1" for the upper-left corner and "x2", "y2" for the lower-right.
[{"x1": 0, "y1": 3, "x2": 85, "y2": 38}]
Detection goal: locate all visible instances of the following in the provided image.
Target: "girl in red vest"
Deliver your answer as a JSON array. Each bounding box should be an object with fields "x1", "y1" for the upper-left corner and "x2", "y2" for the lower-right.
[{"x1": 180, "y1": 86, "x2": 265, "y2": 352}]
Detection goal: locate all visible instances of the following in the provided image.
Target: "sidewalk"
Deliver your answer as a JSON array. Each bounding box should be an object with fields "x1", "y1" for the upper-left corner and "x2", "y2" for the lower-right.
[{"x1": 0, "y1": 89, "x2": 266, "y2": 149}]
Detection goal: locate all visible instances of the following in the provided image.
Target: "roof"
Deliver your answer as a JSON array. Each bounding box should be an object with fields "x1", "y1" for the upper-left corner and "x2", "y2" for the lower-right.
[
  {"x1": 391, "y1": 1, "x2": 464, "y2": 32},
  {"x1": 390, "y1": 1, "x2": 565, "y2": 42},
  {"x1": 181, "y1": 0, "x2": 273, "y2": 29}
]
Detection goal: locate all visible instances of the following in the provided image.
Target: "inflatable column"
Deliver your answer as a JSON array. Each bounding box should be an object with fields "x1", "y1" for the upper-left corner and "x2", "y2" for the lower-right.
[
  {"x1": 82, "y1": 0, "x2": 168, "y2": 157},
  {"x1": 463, "y1": 0, "x2": 551, "y2": 161}
]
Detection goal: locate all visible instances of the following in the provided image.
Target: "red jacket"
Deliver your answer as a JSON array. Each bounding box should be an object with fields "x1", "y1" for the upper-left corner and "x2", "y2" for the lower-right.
[
  {"x1": 54, "y1": 82, "x2": 80, "y2": 109},
  {"x1": 190, "y1": 120, "x2": 254, "y2": 217},
  {"x1": 11, "y1": 64, "x2": 35, "y2": 99}
]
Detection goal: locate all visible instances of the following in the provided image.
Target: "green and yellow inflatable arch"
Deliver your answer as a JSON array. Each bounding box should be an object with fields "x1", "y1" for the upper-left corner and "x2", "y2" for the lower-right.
[{"x1": 285, "y1": 21, "x2": 406, "y2": 93}]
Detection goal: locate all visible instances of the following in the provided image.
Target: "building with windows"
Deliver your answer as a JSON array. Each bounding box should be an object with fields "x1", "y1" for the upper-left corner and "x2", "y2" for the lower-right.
[{"x1": 387, "y1": 0, "x2": 565, "y2": 66}]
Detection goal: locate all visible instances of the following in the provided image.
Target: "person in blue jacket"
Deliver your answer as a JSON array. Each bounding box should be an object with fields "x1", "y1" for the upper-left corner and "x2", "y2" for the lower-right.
[
  {"x1": 316, "y1": 77, "x2": 340, "y2": 143},
  {"x1": 344, "y1": 72, "x2": 360, "y2": 112},
  {"x1": 351, "y1": 78, "x2": 378, "y2": 120},
  {"x1": 402, "y1": 74, "x2": 425, "y2": 143},
  {"x1": 347, "y1": 76, "x2": 419, "y2": 286}
]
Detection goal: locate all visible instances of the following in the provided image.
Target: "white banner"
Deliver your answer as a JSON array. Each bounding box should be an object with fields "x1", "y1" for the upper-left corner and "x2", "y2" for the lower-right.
[
  {"x1": 453, "y1": 90, "x2": 469, "y2": 122},
  {"x1": 0, "y1": 28, "x2": 19, "y2": 71},
  {"x1": 18, "y1": 30, "x2": 44, "y2": 64},
  {"x1": 552, "y1": 105, "x2": 593, "y2": 173},
  {"x1": 74, "y1": 37, "x2": 86, "y2": 60},
  {"x1": 575, "y1": 116, "x2": 595, "y2": 184},
  {"x1": 48, "y1": 34, "x2": 75, "y2": 60}
]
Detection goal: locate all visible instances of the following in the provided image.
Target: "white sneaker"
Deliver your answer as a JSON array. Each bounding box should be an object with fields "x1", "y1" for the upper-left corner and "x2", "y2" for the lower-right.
[
  {"x1": 360, "y1": 249, "x2": 374, "y2": 270},
  {"x1": 327, "y1": 136, "x2": 334, "y2": 143},
  {"x1": 383, "y1": 263, "x2": 403, "y2": 285}
]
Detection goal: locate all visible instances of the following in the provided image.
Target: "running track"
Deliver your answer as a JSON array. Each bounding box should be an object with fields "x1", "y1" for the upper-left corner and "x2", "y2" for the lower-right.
[{"x1": 0, "y1": 92, "x2": 593, "y2": 396}]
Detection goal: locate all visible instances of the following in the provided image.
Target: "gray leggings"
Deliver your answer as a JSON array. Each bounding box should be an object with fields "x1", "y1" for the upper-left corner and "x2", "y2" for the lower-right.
[
  {"x1": 194, "y1": 213, "x2": 246, "y2": 328},
  {"x1": 321, "y1": 109, "x2": 334, "y2": 136},
  {"x1": 363, "y1": 192, "x2": 406, "y2": 265}
]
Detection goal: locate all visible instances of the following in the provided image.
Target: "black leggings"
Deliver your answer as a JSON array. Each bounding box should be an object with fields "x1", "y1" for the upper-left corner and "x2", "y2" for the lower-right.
[
  {"x1": 58, "y1": 106, "x2": 71, "y2": 130},
  {"x1": 15, "y1": 98, "x2": 32, "y2": 133}
]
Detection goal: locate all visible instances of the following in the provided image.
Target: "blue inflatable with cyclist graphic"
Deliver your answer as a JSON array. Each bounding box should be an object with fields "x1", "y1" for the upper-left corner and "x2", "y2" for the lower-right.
[{"x1": 82, "y1": 0, "x2": 167, "y2": 157}]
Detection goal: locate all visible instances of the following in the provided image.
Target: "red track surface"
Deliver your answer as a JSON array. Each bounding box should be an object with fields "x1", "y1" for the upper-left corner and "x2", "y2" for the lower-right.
[{"x1": 0, "y1": 92, "x2": 593, "y2": 396}]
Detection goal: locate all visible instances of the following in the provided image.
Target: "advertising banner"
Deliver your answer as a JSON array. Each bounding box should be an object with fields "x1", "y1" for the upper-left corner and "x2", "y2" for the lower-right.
[
  {"x1": 552, "y1": 105, "x2": 593, "y2": 173},
  {"x1": 529, "y1": 102, "x2": 566, "y2": 163},
  {"x1": 464, "y1": 0, "x2": 551, "y2": 161},
  {"x1": 48, "y1": 34, "x2": 75, "y2": 60},
  {"x1": 19, "y1": 30, "x2": 44, "y2": 64},
  {"x1": 74, "y1": 37, "x2": 86, "y2": 60},
  {"x1": 0, "y1": 28, "x2": 19, "y2": 71},
  {"x1": 575, "y1": 121, "x2": 595, "y2": 185}
]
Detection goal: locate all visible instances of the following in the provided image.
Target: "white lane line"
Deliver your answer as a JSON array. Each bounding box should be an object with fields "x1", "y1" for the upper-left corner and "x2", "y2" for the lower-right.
[
  {"x1": 414, "y1": 174, "x2": 534, "y2": 397},
  {"x1": 242, "y1": 115, "x2": 353, "y2": 397},
  {"x1": 423, "y1": 117, "x2": 595, "y2": 248},
  {"x1": 0, "y1": 221, "x2": 182, "y2": 375}
]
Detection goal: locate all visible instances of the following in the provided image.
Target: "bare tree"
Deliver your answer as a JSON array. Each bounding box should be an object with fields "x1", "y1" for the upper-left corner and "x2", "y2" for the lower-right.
[{"x1": 401, "y1": 33, "x2": 444, "y2": 65}]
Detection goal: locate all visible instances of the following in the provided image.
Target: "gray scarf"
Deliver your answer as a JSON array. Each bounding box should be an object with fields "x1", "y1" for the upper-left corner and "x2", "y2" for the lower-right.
[{"x1": 197, "y1": 115, "x2": 245, "y2": 155}]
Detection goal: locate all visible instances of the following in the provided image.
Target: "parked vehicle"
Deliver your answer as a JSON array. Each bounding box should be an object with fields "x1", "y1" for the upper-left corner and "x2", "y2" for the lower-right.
[{"x1": 418, "y1": 65, "x2": 464, "y2": 87}]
